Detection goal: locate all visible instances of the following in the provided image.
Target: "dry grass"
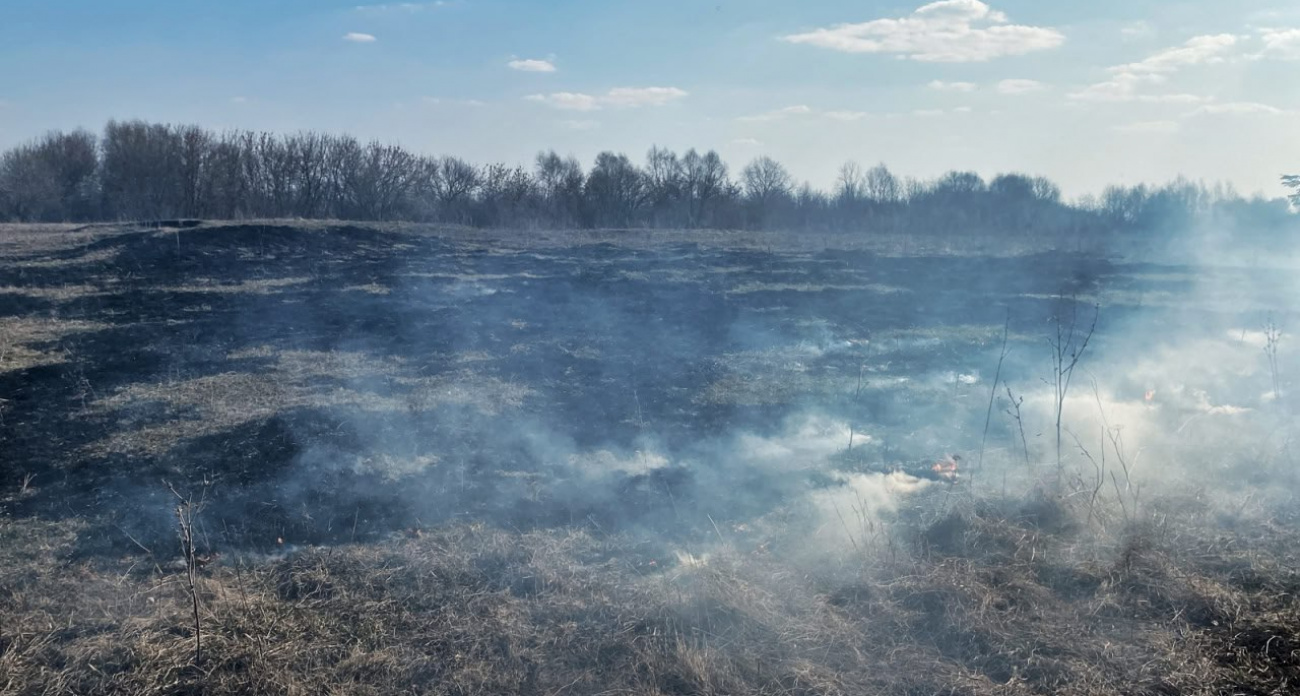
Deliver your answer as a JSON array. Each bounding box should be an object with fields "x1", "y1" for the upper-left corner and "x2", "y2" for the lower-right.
[
  {"x1": 2, "y1": 489, "x2": 1298, "y2": 696},
  {"x1": 81, "y1": 348, "x2": 533, "y2": 459},
  {"x1": 726, "y1": 282, "x2": 909, "y2": 295},
  {"x1": 0, "y1": 219, "x2": 1108, "y2": 258},
  {"x1": 158, "y1": 277, "x2": 312, "y2": 295},
  {"x1": 0, "y1": 317, "x2": 108, "y2": 373}
]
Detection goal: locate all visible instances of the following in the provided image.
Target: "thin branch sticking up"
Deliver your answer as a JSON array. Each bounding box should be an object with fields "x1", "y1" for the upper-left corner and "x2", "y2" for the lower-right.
[
  {"x1": 1048, "y1": 298, "x2": 1099, "y2": 484},
  {"x1": 977, "y1": 309, "x2": 1012, "y2": 488},
  {"x1": 1005, "y1": 386, "x2": 1030, "y2": 467},
  {"x1": 168, "y1": 481, "x2": 206, "y2": 667}
]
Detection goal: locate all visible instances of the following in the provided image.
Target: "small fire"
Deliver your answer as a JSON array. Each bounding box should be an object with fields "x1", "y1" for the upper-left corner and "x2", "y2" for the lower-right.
[
  {"x1": 1144, "y1": 389, "x2": 1156, "y2": 403},
  {"x1": 932, "y1": 454, "x2": 961, "y2": 481}
]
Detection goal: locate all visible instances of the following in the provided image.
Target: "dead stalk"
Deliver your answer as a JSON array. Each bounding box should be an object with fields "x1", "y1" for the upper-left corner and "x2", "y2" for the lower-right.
[
  {"x1": 1048, "y1": 297, "x2": 1098, "y2": 485},
  {"x1": 1264, "y1": 317, "x2": 1282, "y2": 403},
  {"x1": 168, "y1": 481, "x2": 206, "y2": 666},
  {"x1": 1005, "y1": 385, "x2": 1030, "y2": 467},
  {"x1": 977, "y1": 309, "x2": 1012, "y2": 488},
  {"x1": 1090, "y1": 378, "x2": 1140, "y2": 521},
  {"x1": 1067, "y1": 428, "x2": 1106, "y2": 529},
  {"x1": 847, "y1": 364, "x2": 864, "y2": 451}
]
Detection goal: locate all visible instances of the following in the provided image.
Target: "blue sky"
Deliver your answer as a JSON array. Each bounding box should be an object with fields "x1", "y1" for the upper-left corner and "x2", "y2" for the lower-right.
[{"x1": 2, "y1": 0, "x2": 1298, "y2": 197}]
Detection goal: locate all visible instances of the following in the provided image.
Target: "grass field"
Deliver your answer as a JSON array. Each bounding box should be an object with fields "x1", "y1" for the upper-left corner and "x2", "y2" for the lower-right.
[{"x1": 1, "y1": 221, "x2": 1297, "y2": 695}]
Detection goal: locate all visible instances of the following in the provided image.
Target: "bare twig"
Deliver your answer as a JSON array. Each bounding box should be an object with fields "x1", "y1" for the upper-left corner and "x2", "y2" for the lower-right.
[
  {"x1": 832, "y1": 503, "x2": 860, "y2": 554},
  {"x1": 1091, "y1": 377, "x2": 1140, "y2": 520},
  {"x1": 168, "y1": 481, "x2": 206, "y2": 666},
  {"x1": 1264, "y1": 317, "x2": 1282, "y2": 403},
  {"x1": 1048, "y1": 297, "x2": 1099, "y2": 484},
  {"x1": 1067, "y1": 428, "x2": 1106, "y2": 529},
  {"x1": 1005, "y1": 385, "x2": 1030, "y2": 467},
  {"x1": 847, "y1": 364, "x2": 864, "y2": 451},
  {"x1": 977, "y1": 309, "x2": 1012, "y2": 487}
]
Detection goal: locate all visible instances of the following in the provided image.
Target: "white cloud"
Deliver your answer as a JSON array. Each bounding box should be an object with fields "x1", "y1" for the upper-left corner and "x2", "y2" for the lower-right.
[
  {"x1": 1190, "y1": 102, "x2": 1286, "y2": 116},
  {"x1": 739, "y1": 106, "x2": 875, "y2": 122},
  {"x1": 1120, "y1": 21, "x2": 1155, "y2": 40},
  {"x1": 526, "y1": 92, "x2": 600, "y2": 111},
  {"x1": 731, "y1": 138, "x2": 763, "y2": 146},
  {"x1": 601, "y1": 87, "x2": 689, "y2": 108},
  {"x1": 1068, "y1": 72, "x2": 1202, "y2": 102},
  {"x1": 230, "y1": 96, "x2": 248, "y2": 104},
  {"x1": 953, "y1": 105, "x2": 973, "y2": 113},
  {"x1": 1108, "y1": 102, "x2": 1293, "y2": 133},
  {"x1": 343, "y1": 32, "x2": 377, "y2": 42},
  {"x1": 1068, "y1": 72, "x2": 1155, "y2": 101},
  {"x1": 1112, "y1": 33, "x2": 1238, "y2": 74},
  {"x1": 1069, "y1": 77, "x2": 1209, "y2": 103},
  {"x1": 526, "y1": 87, "x2": 687, "y2": 111},
  {"x1": 1114, "y1": 120, "x2": 1181, "y2": 134},
  {"x1": 1068, "y1": 35, "x2": 1237, "y2": 103},
  {"x1": 560, "y1": 119, "x2": 600, "y2": 131},
  {"x1": 996, "y1": 78, "x2": 1045, "y2": 94},
  {"x1": 508, "y1": 58, "x2": 556, "y2": 73},
  {"x1": 780, "y1": 0, "x2": 1064, "y2": 63},
  {"x1": 927, "y1": 80, "x2": 977, "y2": 92},
  {"x1": 737, "y1": 105, "x2": 814, "y2": 122},
  {"x1": 1257, "y1": 28, "x2": 1300, "y2": 60},
  {"x1": 422, "y1": 97, "x2": 485, "y2": 107},
  {"x1": 823, "y1": 110, "x2": 871, "y2": 121},
  {"x1": 913, "y1": 108, "x2": 946, "y2": 116}
]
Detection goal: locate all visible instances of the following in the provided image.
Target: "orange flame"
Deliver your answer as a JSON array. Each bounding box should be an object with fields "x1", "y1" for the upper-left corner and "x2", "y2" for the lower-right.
[{"x1": 932, "y1": 454, "x2": 960, "y2": 481}]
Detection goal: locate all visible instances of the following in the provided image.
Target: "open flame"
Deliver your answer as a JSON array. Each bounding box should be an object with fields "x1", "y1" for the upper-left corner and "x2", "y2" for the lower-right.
[{"x1": 931, "y1": 454, "x2": 961, "y2": 481}]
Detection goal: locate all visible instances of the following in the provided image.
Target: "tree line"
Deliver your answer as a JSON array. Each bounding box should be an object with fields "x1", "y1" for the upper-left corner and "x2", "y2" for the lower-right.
[{"x1": 0, "y1": 120, "x2": 1294, "y2": 241}]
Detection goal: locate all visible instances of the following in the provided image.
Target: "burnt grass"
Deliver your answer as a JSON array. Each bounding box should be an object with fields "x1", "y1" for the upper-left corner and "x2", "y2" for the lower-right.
[{"x1": 1, "y1": 222, "x2": 1299, "y2": 695}]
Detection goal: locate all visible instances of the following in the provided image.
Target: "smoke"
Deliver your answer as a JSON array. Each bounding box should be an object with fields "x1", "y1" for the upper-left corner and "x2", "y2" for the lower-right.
[{"x1": 29, "y1": 218, "x2": 1293, "y2": 569}]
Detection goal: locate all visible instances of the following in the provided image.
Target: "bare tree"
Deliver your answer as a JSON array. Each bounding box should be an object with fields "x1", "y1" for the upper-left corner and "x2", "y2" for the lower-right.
[
  {"x1": 431, "y1": 156, "x2": 481, "y2": 224},
  {"x1": 681, "y1": 148, "x2": 728, "y2": 228},
  {"x1": 0, "y1": 142, "x2": 61, "y2": 221},
  {"x1": 358, "y1": 142, "x2": 421, "y2": 220},
  {"x1": 644, "y1": 146, "x2": 684, "y2": 226},
  {"x1": 475, "y1": 162, "x2": 538, "y2": 227},
  {"x1": 863, "y1": 163, "x2": 901, "y2": 204},
  {"x1": 836, "y1": 161, "x2": 864, "y2": 204},
  {"x1": 586, "y1": 152, "x2": 645, "y2": 228},
  {"x1": 535, "y1": 151, "x2": 585, "y2": 227},
  {"x1": 101, "y1": 120, "x2": 189, "y2": 219},
  {"x1": 323, "y1": 132, "x2": 364, "y2": 214},
  {"x1": 286, "y1": 132, "x2": 332, "y2": 218},
  {"x1": 1031, "y1": 176, "x2": 1062, "y2": 204},
  {"x1": 256, "y1": 132, "x2": 297, "y2": 218},
  {"x1": 1284, "y1": 174, "x2": 1300, "y2": 206},
  {"x1": 201, "y1": 132, "x2": 248, "y2": 219},
  {"x1": 175, "y1": 125, "x2": 212, "y2": 218},
  {"x1": 741, "y1": 156, "x2": 792, "y2": 229},
  {"x1": 2, "y1": 117, "x2": 1291, "y2": 240}
]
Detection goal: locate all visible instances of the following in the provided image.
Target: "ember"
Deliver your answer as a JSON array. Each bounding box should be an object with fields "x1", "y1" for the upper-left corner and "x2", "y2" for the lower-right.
[{"x1": 932, "y1": 454, "x2": 961, "y2": 481}]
